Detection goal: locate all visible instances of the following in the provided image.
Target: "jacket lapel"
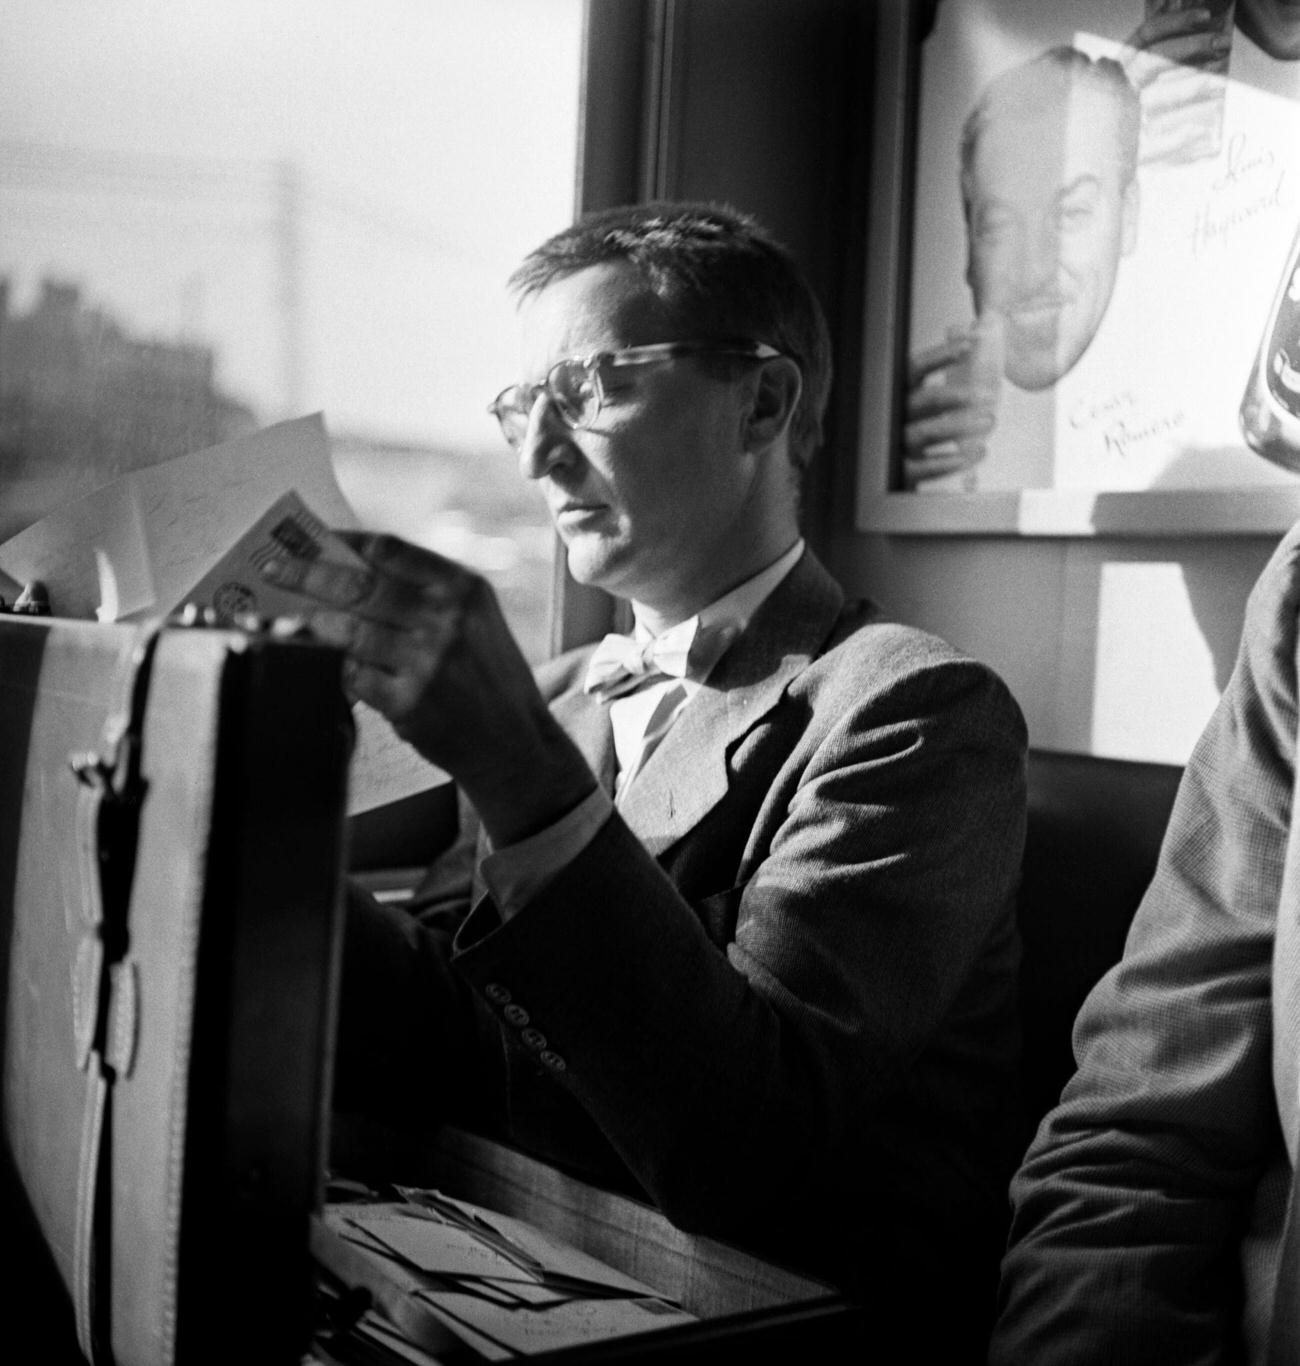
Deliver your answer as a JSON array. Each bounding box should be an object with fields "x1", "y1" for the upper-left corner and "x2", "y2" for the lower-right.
[
  {"x1": 551, "y1": 683, "x2": 617, "y2": 797},
  {"x1": 616, "y1": 549, "x2": 845, "y2": 856}
]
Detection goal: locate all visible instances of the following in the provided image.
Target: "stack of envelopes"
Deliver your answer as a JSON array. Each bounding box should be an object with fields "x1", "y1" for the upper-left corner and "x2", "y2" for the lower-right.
[{"x1": 311, "y1": 1187, "x2": 696, "y2": 1362}]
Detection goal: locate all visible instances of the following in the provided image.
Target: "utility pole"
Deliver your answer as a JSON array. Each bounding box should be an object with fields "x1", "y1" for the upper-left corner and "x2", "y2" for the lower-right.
[{"x1": 275, "y1": 157, "x2": 305, "y2": 416}]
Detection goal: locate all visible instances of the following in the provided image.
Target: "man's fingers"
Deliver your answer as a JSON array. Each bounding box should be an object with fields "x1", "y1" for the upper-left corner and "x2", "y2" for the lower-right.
[
  {"x1": 907, "y1": 381, "x2": 996, "y2": 422},
  {"x1": 908, "y1": 334, "x2": 972, "y2": 388},
  {"x1": 262, "y1": 543, "x2": 473, "y2": 626},
  {"x1": 310, "y1": 606, "x2": 457, "y2": 673},
  {"x1": 1125, "y1": 12, "x2": 1232, "y2": 89},
  {"x1": 309, "y1": 608, "x2": 363, "y2": 652},
  {"x1": 340, "y1": 656, "x2": 398, "y2": 714},
  {"x1": 342, "y1": 530, "x2": 470, "y2": 592},
  {"x1": 904, "y1": 405, "x2": 995, "y2": 452},
  {"x1": 1125, "y1": 7, "x2": 1221, "y2": 56},
  {"x1": 903, "y1": 446, "x2": 983, "y2": 489},
  {"x1": 258, "y1": 530, "x2": 522, "y2": 764},
  {"x1": 261, "y1": 553, "x2": 376, "y2": 607}
]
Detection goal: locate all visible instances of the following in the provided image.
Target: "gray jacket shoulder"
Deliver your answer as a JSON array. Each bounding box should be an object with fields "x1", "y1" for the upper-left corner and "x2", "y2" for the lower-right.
[{"x1": 804, "y1": 599, "x2": 1027, "y2": 735}]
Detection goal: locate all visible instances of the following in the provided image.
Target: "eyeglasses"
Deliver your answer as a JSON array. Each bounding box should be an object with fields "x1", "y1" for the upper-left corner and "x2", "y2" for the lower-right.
[{"x1": 488, "y1": 339, "x2": 783, "y2": 449}]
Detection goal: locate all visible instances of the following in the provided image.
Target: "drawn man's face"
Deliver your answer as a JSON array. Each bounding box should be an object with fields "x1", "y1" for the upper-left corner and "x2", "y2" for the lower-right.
[
  {"x1": 964, "y1": 85, "x2": 1139, "y2": 391},
  {"x1": 1237, "y1": 0, "x2": 1300, "y2": 60}
]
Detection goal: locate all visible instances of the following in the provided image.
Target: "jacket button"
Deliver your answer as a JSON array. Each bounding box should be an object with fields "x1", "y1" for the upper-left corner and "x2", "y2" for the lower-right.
[
  {"x1": 503, "y1": 1003, "x2": 530, "y2": 1027},
  {"x1": 484, "y1": 983, "x2": 511, "y2": 1005},
  {"x1": 539, "y1": 1050, "x2": 567, "y2": 1073},
  {"x1": 520, "y1": 1027, "x2": 547, "y2": 1052}
]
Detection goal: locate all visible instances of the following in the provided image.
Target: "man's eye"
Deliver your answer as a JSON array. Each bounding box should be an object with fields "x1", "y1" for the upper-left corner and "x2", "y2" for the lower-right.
[
  {"x1": 974, "y1": 209, "x2": 1016, "y2": 244},
  {"x1": 1056, "y1": 183, "x2": 1101, "y2": 232},
  {"x1": 1057, "y1": 202, "x2": 1096, "y2": 231},
  {"x1": 551, "y1": 368, "x2": 597, "y2": 411}
]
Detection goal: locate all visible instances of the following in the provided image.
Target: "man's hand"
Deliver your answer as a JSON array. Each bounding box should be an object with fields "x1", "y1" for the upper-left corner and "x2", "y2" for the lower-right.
[
  {"x1": 263, "y1": 531, "x2": 596, "y2": 847},
  {"x1": 1125, "y1": 2, "x2": 1233, "y2": 80},
  {"x1": 903, "y1": 330, "x2": 999, "y2": 490},
  {"x1": 1124, "y1": 4, "x2": 1235, "y2": 166}
]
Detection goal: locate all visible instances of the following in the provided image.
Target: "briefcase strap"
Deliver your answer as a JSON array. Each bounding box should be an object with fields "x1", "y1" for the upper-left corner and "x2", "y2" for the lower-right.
[{"x1": 68, "y1": 621, "x2": 165, "y2": 1365}]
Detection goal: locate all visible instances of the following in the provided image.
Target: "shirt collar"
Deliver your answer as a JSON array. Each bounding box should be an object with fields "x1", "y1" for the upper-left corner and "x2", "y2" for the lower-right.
[{"x1": 631, "y1": 538, "x2": 805, "y2": 647}]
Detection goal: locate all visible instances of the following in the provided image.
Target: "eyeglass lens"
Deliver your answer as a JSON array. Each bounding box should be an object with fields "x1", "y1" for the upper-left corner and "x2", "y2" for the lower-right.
[
  {"x1": 495, "y1": 358, "x2": 599, "y2": 447},
  {"x1": 549, "y1": 358, "x2": 598, "y2": 424}
]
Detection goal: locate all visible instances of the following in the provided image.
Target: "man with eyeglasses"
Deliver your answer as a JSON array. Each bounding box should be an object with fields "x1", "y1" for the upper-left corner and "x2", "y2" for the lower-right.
[{"x1": 272, "y1": 201, "x2": 1027, "y2": 1359}]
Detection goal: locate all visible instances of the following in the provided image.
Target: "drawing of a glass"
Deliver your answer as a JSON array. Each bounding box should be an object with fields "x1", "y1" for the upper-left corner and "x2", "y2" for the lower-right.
[
  {"x1": 1241, "y1": 219, "x2": 1300, "y2": 471},
  {"x1": 944, "y1": 312, "x2": 1005, "y2": 492}
]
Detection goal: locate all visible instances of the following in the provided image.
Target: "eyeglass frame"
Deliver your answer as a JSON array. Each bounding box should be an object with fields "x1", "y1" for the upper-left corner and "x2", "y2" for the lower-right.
[{"x1": 487, "y1": 339, "x2": 785, "y2": 448}]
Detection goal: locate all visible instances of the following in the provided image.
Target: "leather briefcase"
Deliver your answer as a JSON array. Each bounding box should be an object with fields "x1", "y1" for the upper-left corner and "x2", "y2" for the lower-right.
[{"x1": 0, "y1": 615, "x2": 351, "y2": 1365}]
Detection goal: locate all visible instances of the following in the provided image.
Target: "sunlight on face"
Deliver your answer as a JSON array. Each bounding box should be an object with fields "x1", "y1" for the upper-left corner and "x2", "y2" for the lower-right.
[
  {"x1": 965, "y1": 83, "x2": 1138, "y2": 391},
  {"x1": 515, "y1": 263, "x2": 781, "y2": 620}
]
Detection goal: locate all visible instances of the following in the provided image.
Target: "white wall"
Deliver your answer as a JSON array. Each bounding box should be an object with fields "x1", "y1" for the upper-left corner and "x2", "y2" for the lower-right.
[{"x1": 831, "y1": 530, "x2": 1279, "y2": 765}]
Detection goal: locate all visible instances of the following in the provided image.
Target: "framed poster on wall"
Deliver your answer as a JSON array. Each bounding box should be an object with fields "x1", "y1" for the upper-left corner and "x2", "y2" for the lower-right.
[{"x1": 857, "y1": 0, "x2": 1300, "y2": 535}]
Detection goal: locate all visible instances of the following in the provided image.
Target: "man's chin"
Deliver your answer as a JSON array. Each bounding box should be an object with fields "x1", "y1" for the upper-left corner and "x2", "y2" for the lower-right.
[
  {"x1": 1004, "y1": 342, "x2": 1082, "y2": 393},
  {"x1": 564, "y1": 539, "x2": 625, "y2": 594},
  {"x1": 1005, "y1": 363, "x2": 1063, "y2": 393}
]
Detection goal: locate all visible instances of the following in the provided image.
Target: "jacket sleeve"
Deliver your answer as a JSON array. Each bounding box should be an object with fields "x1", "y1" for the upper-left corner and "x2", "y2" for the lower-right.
[
  {"x1": 448, "y1": 645, "x2": 1027, "y2": 1259},
  {"x1": 992, "y1": 527, "x2": 1300, "y2": 1366},
  {"x1": 331, "y1": 786, "x2": 508, "y2": 1135}
]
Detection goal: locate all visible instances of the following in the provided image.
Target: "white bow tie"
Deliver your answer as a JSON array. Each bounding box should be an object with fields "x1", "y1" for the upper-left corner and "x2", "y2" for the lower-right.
[{"x1": 583, "y1": 617, "x2": 738, "y2": 700}]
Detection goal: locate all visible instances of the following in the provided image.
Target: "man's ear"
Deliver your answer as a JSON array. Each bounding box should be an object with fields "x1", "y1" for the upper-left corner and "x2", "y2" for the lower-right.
[{"x1": 744, "y1": 356, "x2": 803, "y2": 452}]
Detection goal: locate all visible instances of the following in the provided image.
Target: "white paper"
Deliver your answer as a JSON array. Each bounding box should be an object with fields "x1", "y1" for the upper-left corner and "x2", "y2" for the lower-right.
[
  {"x1": 0, "y1": 414, "x2": 351, "y2": 620},
  {"x1": 422, "y1": 1287, "x2": 694, "y2": 1356},
  {"x1": 178, "y1": 488, "x2": 369, "y2": 623},
  {"x1": 0, "y1": 475, "x2": 156, "y2": 621},
  {"x1": 348, "y1": 706, "x2": 449, "y2": 814},
  {"x1": 336, "y1": 1206, "x2": 530, "y2": 1281},
  {"x1": 0, "y1": 413, "x2": 449, "y2": 815},
  {"x1": 416, "y1": 1192, "x2": 664, "y2": 1299},
  {"x1": 171, "y1": 482, "x2": 448, "y2": 813},
  {"x1": 124, "y1": 412, "x2": 360, "y2": 610},
  {"x1": 322, "y1": 1200, "x2": 694, "y2": 1361}
]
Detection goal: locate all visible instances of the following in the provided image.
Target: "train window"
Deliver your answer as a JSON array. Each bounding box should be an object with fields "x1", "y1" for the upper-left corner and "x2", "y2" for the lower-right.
[{"x1": 0, "y1": 0, "x2": 583, "y2": 661}]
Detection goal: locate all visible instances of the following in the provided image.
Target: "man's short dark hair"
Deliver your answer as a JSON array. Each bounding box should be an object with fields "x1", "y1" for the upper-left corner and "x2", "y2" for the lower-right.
[{"x1": 509, "y1": 201, "x2": 832, "y2": 471}]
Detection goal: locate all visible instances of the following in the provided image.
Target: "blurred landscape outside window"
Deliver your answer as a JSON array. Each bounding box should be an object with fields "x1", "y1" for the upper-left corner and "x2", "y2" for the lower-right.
[{"x1": 0, "y1": 0, "x2": 583, "y2": 662}]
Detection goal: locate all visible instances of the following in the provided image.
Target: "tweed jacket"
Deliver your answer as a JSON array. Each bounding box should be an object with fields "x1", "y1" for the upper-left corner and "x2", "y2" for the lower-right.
[
  {"x1": 335, "y1": 548, "x2": 1027, "y2": 1305},
  {"x1": 992, "y1": 521, "x2": 1300, "y2": 1365}
]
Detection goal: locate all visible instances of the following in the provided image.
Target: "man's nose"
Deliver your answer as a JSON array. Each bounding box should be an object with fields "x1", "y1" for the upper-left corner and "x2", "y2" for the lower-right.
[
  {"x1": 517, "y1": 392, "x2": 579, "y2": 481},
  {"x1": 1020, "y1": 222, "x2": 1061, "y2": 295}
]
